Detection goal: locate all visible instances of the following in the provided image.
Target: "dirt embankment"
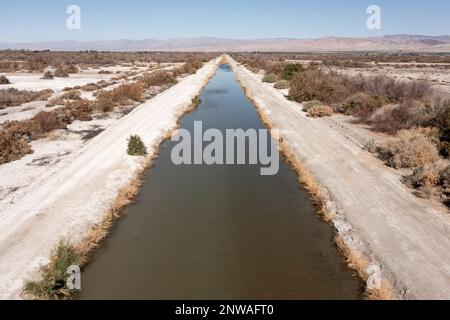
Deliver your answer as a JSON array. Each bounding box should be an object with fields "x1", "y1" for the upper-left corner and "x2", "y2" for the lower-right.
[
  {"x1": 0, "y1": 58, "x2": 221, "y2": 300},
  {"x1": 227, "y1": 55, "x2": 450, "y2": 300}
]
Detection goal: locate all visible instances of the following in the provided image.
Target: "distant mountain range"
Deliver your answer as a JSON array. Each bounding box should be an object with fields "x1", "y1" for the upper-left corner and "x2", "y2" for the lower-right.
[{"x1": 1, "y1": 35, "x2": 450, "y2": 52}]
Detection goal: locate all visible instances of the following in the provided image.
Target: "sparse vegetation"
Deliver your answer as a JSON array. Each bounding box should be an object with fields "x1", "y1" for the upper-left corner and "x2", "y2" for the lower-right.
[
  {"x1": 127, "y1": 135, "x2": 147, "y2": 156},
  {"x1": 0, "y1": 88, "x2": 53, "y2": 108},
  {"x1": 377, "y1": 129, "x2": 440, "y2": 169},
  {"x1": 25, "y1": 240, "x2": 80, "y2": 300}
]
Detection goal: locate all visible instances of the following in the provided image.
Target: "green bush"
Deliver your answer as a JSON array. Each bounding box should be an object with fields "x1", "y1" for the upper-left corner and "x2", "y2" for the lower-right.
[
  {"x1": 262, "y1": 73, "x2": 278, "y2": 83},
  {"x1": 127, "y1": 135, "x2": 147, "y2": 156},
  {"x1": 25, "y1": 240, "x2": 80, "y2": 300},
  {"x1": 282, "y1": 63, "x2": 304, "y2": 80}
]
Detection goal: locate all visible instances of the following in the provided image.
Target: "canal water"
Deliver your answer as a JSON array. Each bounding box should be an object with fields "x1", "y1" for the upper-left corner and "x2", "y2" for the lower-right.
[{"x1": 78, "y1": 64, "x2": 362, "y2": 299}]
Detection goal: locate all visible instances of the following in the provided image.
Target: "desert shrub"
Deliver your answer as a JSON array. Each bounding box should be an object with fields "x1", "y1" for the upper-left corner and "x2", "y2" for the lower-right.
[
  {"x1": 282, "y1": 63, "x2": 304, "y2": 80},
  {"x1": 377, "y1": 129, "x2": 440, "y2": 169},
  {"x1": 404, "y1": 161, "x2": 447, "y2": 188},
  {"x1": 308, "y1": 105, "x2": 333, "y2": 118},
  {"x1": 262, "y1": 73, "x2": 278, "y2": 83},
  {"x1": 110, "y1": 83, "x2": 144, "y2": 105},
  {"x1": 63, "y1": 100, "x2": 93, "y2": 121},
  {"x1": 62, "y1": 90, "x2": 82, "y2": 101},
  {"x1": 0, "y1": 75, "x2": 10, "y2": 84},
  {"x1": 274, "y1": 80, "x2": 290, "y2": 89},
  {"x1": 140, "y1": 71, "x2": 177, "y2": 88},
  {"x1": 347, "y1": 75, "x2": 431, "y2": 103},
  {"x1": 41, "y1": 71, "x2": 54, "y2": 80},
  {"x1": 25, "y1": 240, "x2": 80, "y2": 300},
  {"x1": 127, "y1": 135, "x2": 147, "y2": 156},
  {"x1": 64, "y1": 64, "x2": 79, "y2": 74},
  {"x1": 95, "y1": 91, "x2": 114, "y2": 112},
  {"x1": 290, "y1": 70, "x2": 351, "y2": 105},
  {"x1": 0, "y1": 88, "x2": 53, "y2": 108},
  {"x1": 98, "y1": 69, "x2": 112, "y2": 74},
  {"x1": 29, "y1": 111, "x2": 67, "y2": 136},
  {"x1": 370, "y1": 100, "x2": 434, "y2": 134},
  {"x1": 54, "y1": 67, "x2": 69, "y2": 78},
  {"x1": 302, "y1": 100, "x2": 323, "y2": 112},
  {"x1": 341, "y1": 93, "x2": 387, "y2": 121},
  {"x1": 0, "y1": 130, "x2": 33, "y2": 164}
]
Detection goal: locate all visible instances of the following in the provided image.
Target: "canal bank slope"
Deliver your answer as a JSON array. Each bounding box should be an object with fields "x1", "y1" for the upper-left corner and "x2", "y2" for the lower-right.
[
  {"x1": 228, "y1": 56, "x2": 450, "y2": 300},
  {"x1": 0, "y1": 58, "x2": 221, "y2": 300}
]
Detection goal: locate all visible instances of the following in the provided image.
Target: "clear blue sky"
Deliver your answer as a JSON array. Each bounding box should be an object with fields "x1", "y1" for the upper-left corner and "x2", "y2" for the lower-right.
[{"x1": 0, "y1": 0, "x2": 449, "y2": 42}]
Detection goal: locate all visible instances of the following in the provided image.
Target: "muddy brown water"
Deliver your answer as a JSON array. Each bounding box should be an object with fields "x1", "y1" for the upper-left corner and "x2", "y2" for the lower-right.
[{"x1": 78, "y1": 64, "x2": 362, "y2": 299}]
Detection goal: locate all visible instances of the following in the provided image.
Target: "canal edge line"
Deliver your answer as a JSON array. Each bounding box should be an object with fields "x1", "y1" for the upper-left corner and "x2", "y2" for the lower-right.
[
  {"x1": 21, "y1": 57, "x2": 222, "y2": 300},
  {"x1": 226, "y1": 55, "x2": 399, "y2": 300}
]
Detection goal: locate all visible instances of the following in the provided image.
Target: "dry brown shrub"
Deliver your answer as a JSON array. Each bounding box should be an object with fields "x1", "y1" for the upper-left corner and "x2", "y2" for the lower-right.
[
  {"x1": 378, "y1": 129, "x2": 440, "y2": 169},
  {"x1": 370, "y1": 100, "x2": 433, "y2": 134},
  {"x1": 95, "y1": 91, "x2": 114, "y2": 112},
  {"x1": 29, "y1": 111, "x2": 67, "y2": 136},
  {"x1": 0, "y1": 88, "x2": 53, "y2": 108},
  {"x1": 307, "y1": 105, "x2": 333, "y2": 118},
  {"x1": 290, "y1": 69, "x2": 351, "y2": 104},
  {"x1": 63, "y1": 100, "x2": 93, "y2": 121},
  {"x1": 54, "y1": 67, "x2": 69, "y2": 78},
  {"x1": 140, "y1": 71, "x2": 176, "y2": 88},
  {"x1": 0, "y1": 130, "x2": 33, "y2": 164},
  {"x1": 110, "y1": 83, "x2": 144, "y2": 105}
]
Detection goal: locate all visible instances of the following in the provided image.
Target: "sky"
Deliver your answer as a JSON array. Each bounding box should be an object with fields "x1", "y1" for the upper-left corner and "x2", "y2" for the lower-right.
[{"x1": 0, "y1": 0, "x2": 449, "y2": 43}]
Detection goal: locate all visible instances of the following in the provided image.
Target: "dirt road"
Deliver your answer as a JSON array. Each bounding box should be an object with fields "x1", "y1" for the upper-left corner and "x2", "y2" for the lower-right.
[
  {"x1": 0, "y1": 58, "x2": 220, "y2": 299},
  {"x1": 228, "y1": 56, "x2": 450, "y2": 300}
]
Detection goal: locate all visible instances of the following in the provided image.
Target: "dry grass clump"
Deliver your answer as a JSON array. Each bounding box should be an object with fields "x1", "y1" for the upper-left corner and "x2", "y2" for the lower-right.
[
  {"x1": 25, "y1": 240, "x2": 80, "y2": 300},
  {"x1": 0, "y1": 129, "x2": 33, "y2": 164},
  {"x1": 176, "y1": 60, "x2": 204, "y2": 75},
  {"x1": 0, "y1": 75, "x2": 10, "y2": 84},
  {"x1": 98, "y1": 69, "x2": 112, "y2": 75},
  {"x1": 274, "y1": 80, "x2": 290, "y2": 89},
  {"x1": 290, "y1": 69, "x2": 350, "y2": 105},
  {"x1": 0, "y1": 88, "x2": 53, "y2": 108},
  {"x1": 262, "y1": 73, "x2": 278, "y2": 83},
  {"x1": 335, "y1": 235, "x2": 398, "y2": 300},
  {"x1": 377, "y1": 129, "x2": 440, "y2": 169},
  {"x1": 308, "y1": 105, "x2": 333, "y2": 118}
]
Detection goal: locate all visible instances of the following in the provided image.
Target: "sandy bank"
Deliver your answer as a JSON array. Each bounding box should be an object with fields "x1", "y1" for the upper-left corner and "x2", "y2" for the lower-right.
[
  {"x1": 227, "y1": 56, "x2": 450, "y2": 300},
  {"x1": 0, "y1": 58, "x2": 221, "y2": 300}
]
